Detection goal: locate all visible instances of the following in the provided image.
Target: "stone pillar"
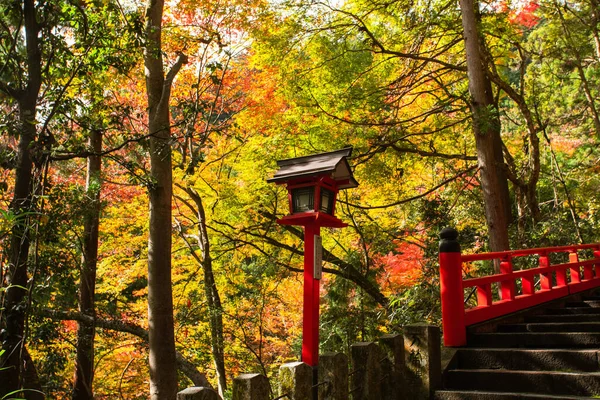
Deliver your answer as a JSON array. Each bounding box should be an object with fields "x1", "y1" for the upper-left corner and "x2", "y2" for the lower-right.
[
  {"x1": 319, "y1": 352, "x2": 349, "y2": 400},
  {"x1": 350, "y1": 342, "x2": 382, "y2": 400},
  {"x1": 232, "y1": 373, "x2": 270, "y2": 400},
  {"x1": 378, "y1": 334, "x2": 405, "y2": 400},
  {"x1": 177, "y1": 387, "x2": 221, "y2": 400},
  {"x1": 279, "y1": 362, "x2": 312, "y2": 400},
  {"x1": 404, "y1": 324, "x2": 442, "y2": 400}
]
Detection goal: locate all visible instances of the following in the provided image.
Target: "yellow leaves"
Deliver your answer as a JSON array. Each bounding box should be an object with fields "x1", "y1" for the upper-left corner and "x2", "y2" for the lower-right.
[{"x1": 97, "y1": 194, "x2": 149, "y2": 317}]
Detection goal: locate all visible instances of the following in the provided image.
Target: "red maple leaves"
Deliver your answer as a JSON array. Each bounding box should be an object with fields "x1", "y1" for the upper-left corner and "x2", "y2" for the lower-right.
[{"x1": 375, "y1": 240, "x2": 424, "y2": 289}]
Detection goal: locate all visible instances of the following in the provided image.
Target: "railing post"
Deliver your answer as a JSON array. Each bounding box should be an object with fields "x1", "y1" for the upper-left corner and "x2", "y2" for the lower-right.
[
  {"x1": 594, "y1": 249, "x2": 600, "y2": 278},
  {"x1": 569, "y1": 251, "x2": 581, "y2": 284},
  {"x1": 522, "y1": 271, "x2": 535, "y2": 295},
  {"x1": 476, "y1": 284, "x2": 493, "y2": 306},
  {"x1": 584, "y1": 260, "x2": 594, "y2": 280},
  {"x1": 582, "y1": 251, "x2": 594, "y2": 280},
  {"x1": 500, "y1": 256, "x2": 515, "y2": 300},
  {"x1": 539, "y1": 253, "x2": 552, "y2": 290},
  {"x1": 439, "y1": 227, "x2": 466, "y2": 347},
  {"x1": 556, "y1": 253, "x2": 568, "y2": 287}
]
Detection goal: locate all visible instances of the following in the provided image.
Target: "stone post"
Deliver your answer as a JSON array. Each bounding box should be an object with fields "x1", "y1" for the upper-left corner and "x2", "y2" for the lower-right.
[
  {"x1": 404, "y1": 324, "x2": 442, "y2": 400},
  {"x1": 319, "y1": 352, "x2": 349, "y2": 400},
  {"x1": 177, "y1": 387, "x2": 221, "y2": 400},
  {"x1": 378, "y1": 334, "x2": 405, "y2": 400},
  {"x1": 279, "y1": 362, "x2": 312, "y2": 400},
  {"x1": 350, "y1": 342, "x2": 382, "y2": 400},
  {"x1": 232, "y1": 373, "x2": 270, "y2": 400}
]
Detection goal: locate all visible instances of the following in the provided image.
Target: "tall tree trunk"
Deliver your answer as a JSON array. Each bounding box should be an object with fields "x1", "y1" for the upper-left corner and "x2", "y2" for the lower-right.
[
  {"x1": 72, "y1": 131, "x2": 102, "y2": 400},
  {"x1": 459, "y1": 0, "x2": 512, "y2": 252},
  {"x1": 2, "y1": 103, "x2": 36, "y2": 398},
  {"x1": 144, "y1": 0, "x2": 187, "y2": 398},
  {"x1": 0, "y1": 0, "x2": 43, "y2": 396},
  {"x1": 180, "y1": 187, "x2": 227, "y2": 395}
]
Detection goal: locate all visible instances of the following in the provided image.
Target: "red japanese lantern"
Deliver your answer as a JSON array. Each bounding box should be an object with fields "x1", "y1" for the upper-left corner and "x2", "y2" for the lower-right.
[{"x1": 267, "y1": 147, "x2": 358, "y2": 398}]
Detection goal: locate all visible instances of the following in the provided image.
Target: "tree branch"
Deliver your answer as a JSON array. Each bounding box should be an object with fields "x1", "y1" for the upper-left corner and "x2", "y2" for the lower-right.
[
  {"x1": 324, "y1": 5, "x2": 467, "y2": 72},
  {"x1": 37, "y1": 309, "x2": 212, "y2": 388},
  {"x1": 247, "y1": 213, "x2": 391, "y2": 308},
  {"x1": 154, "y1": 52, "x2": 188, "y2": 123},
  {"x1": 0, "y1": 80, "x2": 21, "y2": 99},
  {"x1": 342, "y1": 165, "x2": 478, "y2": 210},
  {"x1": 389, "y1": 144, "x2": 477, "y2": 161}
]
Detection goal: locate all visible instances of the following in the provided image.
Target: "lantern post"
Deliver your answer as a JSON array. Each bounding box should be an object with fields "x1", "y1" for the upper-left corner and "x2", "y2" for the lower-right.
[{"x1": 267, "y1": 147, "x2": 358, "y2": 399}]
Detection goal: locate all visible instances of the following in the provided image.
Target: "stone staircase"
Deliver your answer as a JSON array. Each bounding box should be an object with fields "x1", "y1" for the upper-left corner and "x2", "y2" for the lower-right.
[{"x1": 435, "y1": 294, "x2": 600, "y2": 399}]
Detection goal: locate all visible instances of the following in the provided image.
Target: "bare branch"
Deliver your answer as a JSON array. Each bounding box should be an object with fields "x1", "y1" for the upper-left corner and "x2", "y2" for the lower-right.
[{"x1": 389, "y1": 144, "x2": 477, "y2": 161}]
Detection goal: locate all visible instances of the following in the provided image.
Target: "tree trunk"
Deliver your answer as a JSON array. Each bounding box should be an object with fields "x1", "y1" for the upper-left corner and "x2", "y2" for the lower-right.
[
  {"x1": 2, "y1": 103, "x2": 37, "y2": 398},
  {"x1": 182, "y1": 188, "x2": 227, "y2": 395},
  {"x1": 144, "y1": 0, "x2": 187, "y2": 397},
  {"x1": 1, "y1": 0, "x2": 43, "y2": 396},
  {"x1": 459, "y1": 0, "x2": 511, "y2": 252},
  {"x1": 72, "y1": 131, "x2": 102, "y2": 400},
  {"x1": 147, "y1": 128, "x2": 178, "y2": 400}
]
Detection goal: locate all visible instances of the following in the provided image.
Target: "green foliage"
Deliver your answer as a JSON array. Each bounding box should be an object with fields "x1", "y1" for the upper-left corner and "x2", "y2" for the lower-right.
[{"x1": 321, "y1": 256, "x2": 384, "y2": 353}]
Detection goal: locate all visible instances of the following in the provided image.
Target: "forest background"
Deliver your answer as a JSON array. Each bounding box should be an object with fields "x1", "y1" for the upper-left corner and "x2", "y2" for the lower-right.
[{"x1": 1, "y1": 0, "x2": 599, "y2": 398}]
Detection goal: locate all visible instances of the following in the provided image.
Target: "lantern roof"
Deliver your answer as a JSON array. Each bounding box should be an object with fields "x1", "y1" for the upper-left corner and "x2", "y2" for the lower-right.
[{"x1": 267, "y1": 147, "x2": 358, "y2": 189}]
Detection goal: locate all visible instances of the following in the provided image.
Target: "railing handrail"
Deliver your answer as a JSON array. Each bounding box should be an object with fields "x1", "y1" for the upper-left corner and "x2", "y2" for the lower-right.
[
  {"x1": 462, "y1": 258, "x2": 599, "y2": 288},
  {"x1": 461, "y1": 242, "x2": 600, "y2": 262}
]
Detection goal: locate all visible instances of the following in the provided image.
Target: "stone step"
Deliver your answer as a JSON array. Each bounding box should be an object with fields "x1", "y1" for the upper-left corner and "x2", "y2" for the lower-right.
[
  {"x1": 468, "y1": 332, "x2": 600, "y2": 348},
  {"x1": 566, "y1": 300, "x2": 600, "y2": 308},
  {"x1": 544, "y1": 307, "x2": 600, "y2": 315},
  {"x1": 444, "y1": 369, "x2": 600, "y2": 397},
  {"x1": 497, "y1": 322, "x2": 600, "y2": 333},
  {"x1": 454, "y1": 348, "x2": 600, "y2": 371},
  {"x1": 527, "y1": 314, "x2": 600, "y2": 323},
  {"x1": 435, "y1": 389, "x2": 596, "y2": 400}
]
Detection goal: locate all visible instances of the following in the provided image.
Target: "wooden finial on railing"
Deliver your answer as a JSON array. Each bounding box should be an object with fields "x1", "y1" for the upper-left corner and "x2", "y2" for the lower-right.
[{"x1": 439, "y1": 227, "x2": 460, "y2": 253}]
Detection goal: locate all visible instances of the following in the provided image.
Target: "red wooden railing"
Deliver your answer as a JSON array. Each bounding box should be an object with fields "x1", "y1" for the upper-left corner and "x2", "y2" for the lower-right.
[{"x1": 439, "y1": 228, "x2": 600, "y2": 347}]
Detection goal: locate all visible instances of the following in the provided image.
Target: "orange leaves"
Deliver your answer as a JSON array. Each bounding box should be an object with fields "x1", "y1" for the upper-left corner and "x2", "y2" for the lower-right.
[
  {"x1": 509, "y1": 1, "x2": 540, "y2": 28},
  {"x1": 375, "y1": 240, "x2": 424, "y2": 291},
  {"x1": 61, "y1": 319, "x2": 78, "y2": 332},
  {"x1": 493, "y1": 0, "x2": 540, "y2": 29},
  {"x1": 235, "y1": 62, "x2": 290, "y2": 137},
  {"x1": 549, "y1": 134, "x2": 590, "y2": 157}
]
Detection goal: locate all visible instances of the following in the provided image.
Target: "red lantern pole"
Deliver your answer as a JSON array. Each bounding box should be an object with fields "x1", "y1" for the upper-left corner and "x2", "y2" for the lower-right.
[{"x1": 302, "y1": 223, "x2": 321, "y2": 367}]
